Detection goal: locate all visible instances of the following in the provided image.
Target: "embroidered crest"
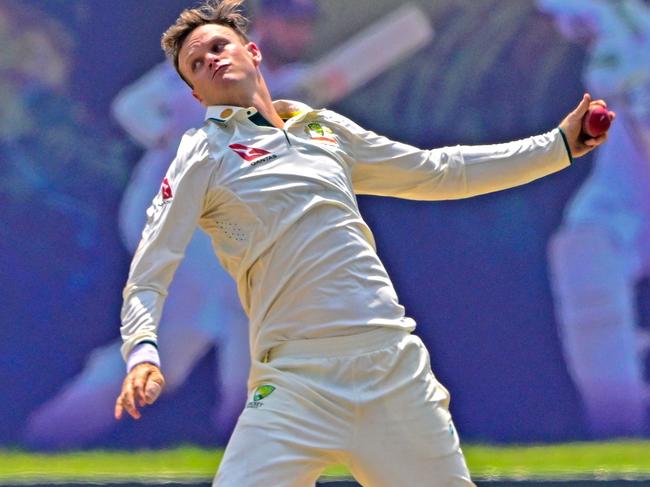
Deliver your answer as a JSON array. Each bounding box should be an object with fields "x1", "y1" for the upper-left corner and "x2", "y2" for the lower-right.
[{"x1": 305, "y1": 122, "x2": 337, "y2": 145}]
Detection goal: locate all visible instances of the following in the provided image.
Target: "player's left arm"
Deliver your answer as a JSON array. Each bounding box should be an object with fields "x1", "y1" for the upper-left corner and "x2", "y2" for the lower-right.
[{"x1": 332, "y1": 94, "x2": 611, "y2": 200}]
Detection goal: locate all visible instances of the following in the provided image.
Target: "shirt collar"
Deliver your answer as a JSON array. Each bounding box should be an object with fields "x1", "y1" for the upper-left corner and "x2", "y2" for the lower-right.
[{"x1": 205, "y1": 99, "x2": 313, "y2": 126}]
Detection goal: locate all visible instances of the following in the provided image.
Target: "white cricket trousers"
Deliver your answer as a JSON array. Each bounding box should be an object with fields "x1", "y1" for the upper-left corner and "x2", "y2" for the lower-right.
[{"x1": 214, "y1": 328, "x2": 475, "y2": 487}]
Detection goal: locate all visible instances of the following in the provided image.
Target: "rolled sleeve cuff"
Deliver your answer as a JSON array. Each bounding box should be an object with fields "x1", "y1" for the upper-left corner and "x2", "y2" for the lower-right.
[{"x1": 126, "y1": 342, "x2": 161, "y2": 373}]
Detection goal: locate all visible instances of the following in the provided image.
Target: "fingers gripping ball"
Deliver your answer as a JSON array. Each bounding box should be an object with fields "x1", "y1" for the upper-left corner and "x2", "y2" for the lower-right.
[{"x1": 582, "y1": 105, "x2": 613, "y2": 138}]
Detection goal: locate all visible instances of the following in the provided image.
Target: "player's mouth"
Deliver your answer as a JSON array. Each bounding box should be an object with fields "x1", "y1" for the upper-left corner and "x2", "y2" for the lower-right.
[{"x1": 212, "y1": 63, "x2": 230, "y2": 80}]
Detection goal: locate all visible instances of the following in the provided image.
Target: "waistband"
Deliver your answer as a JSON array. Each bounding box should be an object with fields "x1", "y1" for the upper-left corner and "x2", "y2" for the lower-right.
[{"x1": 265, "y1": 327, "x2": 409, "y2": 361}]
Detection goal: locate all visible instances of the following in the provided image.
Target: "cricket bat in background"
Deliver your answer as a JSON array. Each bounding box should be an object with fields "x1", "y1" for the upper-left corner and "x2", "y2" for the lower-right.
[{"x1": 298, "y1": 3, "x2": 434, "y2": 106}]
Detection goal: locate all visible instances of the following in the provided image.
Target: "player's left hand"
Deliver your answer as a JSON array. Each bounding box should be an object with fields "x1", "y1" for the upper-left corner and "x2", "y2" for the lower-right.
[
  {"x1": 114, "y1": 362, "x2": 165, "y2": 420},
  {"x1": 559, "y1": 93, "x2": 615, "y2": 158}
]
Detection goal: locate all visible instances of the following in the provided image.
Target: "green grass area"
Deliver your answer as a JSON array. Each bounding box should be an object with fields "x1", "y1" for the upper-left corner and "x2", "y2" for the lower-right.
[
  {"x1": 465, "y1": 441, "x2": 650, "y2": 480},
  {"x1": 1, "y1": 442, "x2": 649, "y2": 483}
]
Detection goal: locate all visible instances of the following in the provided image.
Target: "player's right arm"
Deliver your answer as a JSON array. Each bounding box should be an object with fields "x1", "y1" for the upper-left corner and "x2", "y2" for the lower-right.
[{"x1": 115, "y1": 131, "x2": 215, "y2": 420}]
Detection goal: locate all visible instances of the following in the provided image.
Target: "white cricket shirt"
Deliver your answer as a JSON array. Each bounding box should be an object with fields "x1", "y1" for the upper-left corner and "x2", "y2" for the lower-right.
[{"x1": 120, "y1": 100, "x2": 571, "y2": 367}]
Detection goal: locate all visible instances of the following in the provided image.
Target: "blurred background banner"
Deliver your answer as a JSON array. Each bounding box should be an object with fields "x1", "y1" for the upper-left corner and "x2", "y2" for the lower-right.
[{"x1": 2, "y1": 0, "x2": 648, "y2": 451}]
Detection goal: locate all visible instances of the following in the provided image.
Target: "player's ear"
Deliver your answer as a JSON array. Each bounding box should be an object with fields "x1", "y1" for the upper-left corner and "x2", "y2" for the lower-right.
[{"x1": 246, "y1": 41, "x2": 262, "y2": 66}]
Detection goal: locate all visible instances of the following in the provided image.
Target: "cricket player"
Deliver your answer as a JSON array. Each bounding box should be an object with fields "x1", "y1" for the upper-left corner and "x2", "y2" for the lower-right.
[
  {"x1": 115, "y1": 1, "x2": 611, "y2": 485},
  {"x1": 539, "y1": 0, "x2": 650, "y2": 437}
]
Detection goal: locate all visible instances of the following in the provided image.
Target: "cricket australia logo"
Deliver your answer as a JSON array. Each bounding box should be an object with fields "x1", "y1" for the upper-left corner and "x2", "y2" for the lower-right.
[
  {"x1": 246, "y1": 384, "x2": 276, "y2": 409},
  {"x1": 305, "y1": 122, "x2": 337, "y2": 145},
  {"x1": 229, "y1": 143, "x2": 278, "y2": 166}
]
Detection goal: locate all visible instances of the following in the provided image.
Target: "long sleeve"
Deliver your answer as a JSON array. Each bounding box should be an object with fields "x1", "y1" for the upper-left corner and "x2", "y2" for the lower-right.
[
  {"x1": 119, "y1": 131, "x2": 215, "y2": 361},
  {"x1": 326, "y1": 111, "x2": 571, "y2": 200}
]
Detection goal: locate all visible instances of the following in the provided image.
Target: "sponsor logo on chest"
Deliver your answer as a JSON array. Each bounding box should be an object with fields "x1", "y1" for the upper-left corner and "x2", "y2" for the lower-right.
[{"x1": 229, "y1": 143, "x2": 278, "y2": 166}]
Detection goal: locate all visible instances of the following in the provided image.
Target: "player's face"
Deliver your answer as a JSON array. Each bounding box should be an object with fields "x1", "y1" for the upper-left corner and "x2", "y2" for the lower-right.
[{"x1": 179, "y1": 24, "x2": 262, "y2": 107}]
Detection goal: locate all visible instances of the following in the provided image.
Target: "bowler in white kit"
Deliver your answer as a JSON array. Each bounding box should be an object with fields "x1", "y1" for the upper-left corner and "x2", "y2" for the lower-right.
[{"x1": 114, "y1": 1, "x2": 613, "y2": 485}]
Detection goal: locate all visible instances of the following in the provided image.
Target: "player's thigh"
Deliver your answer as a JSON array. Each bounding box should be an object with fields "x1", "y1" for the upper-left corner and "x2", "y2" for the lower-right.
[
  {"x1": 213, "y1": 415, "x2": 328, "y2": 487},
  {"x1": 349, "y1": 393, "x2": 474, "y2": 487},
  {"x1": 350, "y1": 448, "x2": 474, "y2": 487},
  {"x1": 349, "y1": 335, "x2": 475, "y2": 486},
  {"x1": 215, "y1": 368, "x2": 352, "y2": 487}
]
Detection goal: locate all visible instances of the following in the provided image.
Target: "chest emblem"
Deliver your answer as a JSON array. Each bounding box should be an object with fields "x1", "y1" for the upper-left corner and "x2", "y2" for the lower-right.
[
  {"x1": 229, "y1": 143, "x2": 278, "y2": 166},
  {"x1": 305, "y1": 122, "x2": 337, "y2": 145}
]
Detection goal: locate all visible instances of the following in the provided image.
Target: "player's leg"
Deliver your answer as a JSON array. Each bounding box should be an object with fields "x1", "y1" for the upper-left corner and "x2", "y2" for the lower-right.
[
  {"x1": 213, "y1": 361, "x2": 346, "y2": 487},
  {"x1": 548, "y1": 223, "x2": 646, "y2": 436},
  {"x1": 214, "y1": 419, "x2": 327, "y2": 487},
  {"x1": 346, "y1": 334, "x2": 475, "y2": 487}
]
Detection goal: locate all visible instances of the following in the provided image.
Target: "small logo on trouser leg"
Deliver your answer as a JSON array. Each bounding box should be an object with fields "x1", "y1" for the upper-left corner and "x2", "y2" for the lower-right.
[{"x1": 247, "y1": 385, "x2": 276, "y2": 408}]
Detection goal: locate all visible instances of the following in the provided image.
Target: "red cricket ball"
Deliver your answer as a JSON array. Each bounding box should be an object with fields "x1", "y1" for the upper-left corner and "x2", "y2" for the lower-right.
[{"x1": 582, "y1": 105, "x2": 613, "y2": 138}]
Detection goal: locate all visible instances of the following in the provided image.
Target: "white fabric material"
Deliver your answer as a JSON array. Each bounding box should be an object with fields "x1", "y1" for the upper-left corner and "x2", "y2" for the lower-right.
[
  {"x1": 120, "y1": 99, "x2": 570, "y2": 365},
  {"x1": 214, "y1": 329, "x2": 474, "y2": 487}
]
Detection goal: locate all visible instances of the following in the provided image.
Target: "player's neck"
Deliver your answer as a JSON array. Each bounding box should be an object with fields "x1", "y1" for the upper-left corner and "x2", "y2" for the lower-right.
[{"x1": 250, "y1": 78, "x2": 284, "y2": 129}]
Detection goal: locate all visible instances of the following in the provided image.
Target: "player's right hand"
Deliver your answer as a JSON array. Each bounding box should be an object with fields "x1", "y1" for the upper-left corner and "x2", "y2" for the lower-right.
[{"x1": 114, "y1": 363, "x2": 166, "y2": 420}]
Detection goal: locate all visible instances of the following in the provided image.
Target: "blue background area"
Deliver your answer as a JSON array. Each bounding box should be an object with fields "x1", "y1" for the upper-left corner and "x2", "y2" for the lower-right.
[{"x1": 1, "y1": 0, "x2": 647, "y2": 450}]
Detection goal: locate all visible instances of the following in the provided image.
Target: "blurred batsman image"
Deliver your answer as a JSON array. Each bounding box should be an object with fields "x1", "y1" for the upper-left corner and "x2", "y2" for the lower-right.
[
  {"x1": 539, "y1": 0, "x2": 650, "y2": 437},
  {"x1": 1, "y1": 0, "x2": 134, "y2": 448},
  {"x1": 23, "y1": 0, "x2": 319, "y2": 449},
  {"x1": 112, "y1": 1, "x2": 613, "y2": 485}
]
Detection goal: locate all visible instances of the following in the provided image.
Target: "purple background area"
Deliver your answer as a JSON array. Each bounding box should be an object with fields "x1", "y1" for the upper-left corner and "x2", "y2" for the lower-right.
[{"x1": 1, "y1": 0, "x2": 648, "y2": 450}]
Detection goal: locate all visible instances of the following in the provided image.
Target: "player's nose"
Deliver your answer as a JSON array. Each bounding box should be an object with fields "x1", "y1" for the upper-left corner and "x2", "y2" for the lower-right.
[{"x1": 207, "y1": 52, "x2": 220, "y2": 68}]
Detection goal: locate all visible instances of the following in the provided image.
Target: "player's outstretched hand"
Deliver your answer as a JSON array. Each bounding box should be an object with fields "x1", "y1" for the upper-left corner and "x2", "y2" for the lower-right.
[
  {"x1": 115, "y1": 363, "x2": 166, "y2": 420},
  {"x1": 559, "y1": 93, "x2": 615, "y2": 158}
]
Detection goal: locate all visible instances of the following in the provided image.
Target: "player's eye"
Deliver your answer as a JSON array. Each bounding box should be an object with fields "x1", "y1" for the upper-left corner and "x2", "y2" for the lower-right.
[
  {"x1": 211, "y1": 41, "x2": 226, "y2": 53},
  {"x1": 192, "y1": 59, "x2": 203, "y2": 72}
]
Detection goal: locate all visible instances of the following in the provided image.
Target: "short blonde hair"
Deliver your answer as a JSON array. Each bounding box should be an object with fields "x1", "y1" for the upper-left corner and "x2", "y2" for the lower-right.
[{"x1": 161, "y1": 0, "x2": 249, "y2": 86}]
